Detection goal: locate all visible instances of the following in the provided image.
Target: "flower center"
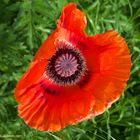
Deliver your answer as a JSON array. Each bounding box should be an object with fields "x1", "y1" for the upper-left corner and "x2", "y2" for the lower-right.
[
  {"x1": 46, "y1": 42, "x2": 86, "y2": 86},
  {"x1": 55, "y1": 53, "x2": 78, "y2": 77}
]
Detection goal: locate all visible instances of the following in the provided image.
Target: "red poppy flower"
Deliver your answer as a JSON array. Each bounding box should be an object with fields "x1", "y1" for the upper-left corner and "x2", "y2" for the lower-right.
[{"x1": 14, "y1": 3, "x2": 131, "y2": 131}]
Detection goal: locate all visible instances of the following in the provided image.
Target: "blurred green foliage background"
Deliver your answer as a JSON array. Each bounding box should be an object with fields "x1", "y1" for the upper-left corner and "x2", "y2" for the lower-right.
[{"x1": 0, "y1": 0, "x2": 140, "y2": 140}]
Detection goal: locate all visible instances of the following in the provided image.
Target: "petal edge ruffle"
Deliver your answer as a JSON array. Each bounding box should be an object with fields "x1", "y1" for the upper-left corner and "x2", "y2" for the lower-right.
[{"x1": 57, "y1": 3, "x2": 87, "y2": 34}]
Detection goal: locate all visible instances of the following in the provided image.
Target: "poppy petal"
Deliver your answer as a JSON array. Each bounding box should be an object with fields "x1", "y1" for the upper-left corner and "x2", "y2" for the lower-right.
[
  {"x1": 33, "y1": 3, "x2": 86, "y2": 62},
  {"x1": 14, "y1": 59, "x2": 48, "y2": 103},
  {"x1": 57, "y1": 3, "x2": 86, "y2": 34},
  {"x1": 15, "y1": 57, "x2": 95, "y2": 131},
  {"x1": 33, "y1": 31, "x2": 58, "y2": 61},
  {"x1": 83, "y1": 30, "x2": 131, "y2": 116},
  {"x1": 17, "y1": 77, "x2": 95, "y2": 131}
]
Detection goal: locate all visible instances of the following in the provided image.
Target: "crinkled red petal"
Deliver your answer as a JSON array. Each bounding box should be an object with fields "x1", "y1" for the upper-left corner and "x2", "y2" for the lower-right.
[
  {"x1": 82, "y1": 30, "x2": 131, "y2": 116},
  {"x1": 15, "y1": 59, "x2": 95, "y2": 131},
  {"x1": 34, "y1": 3, "x2": 87, "y2": 61},
  {"x1": 33, "y1": 30, "x2": 58, "y2": 61},
  {"x1": 57, "y1": 3, "x2": 86, "y2": 34},
  {"x1": 15, "y1": 59, "x2": 48, "y2": 103}
]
